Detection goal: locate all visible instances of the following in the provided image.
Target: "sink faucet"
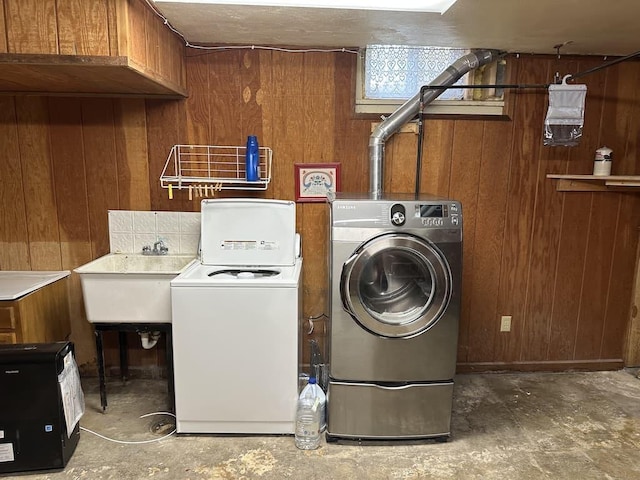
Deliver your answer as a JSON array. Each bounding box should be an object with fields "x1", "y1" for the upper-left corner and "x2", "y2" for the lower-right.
[
  {"x1": 153, "y1": 239, "x2": 168, "y2": 255},
  {"x1": 142, "y1": 239, "x2": 169, "y2": 255}
]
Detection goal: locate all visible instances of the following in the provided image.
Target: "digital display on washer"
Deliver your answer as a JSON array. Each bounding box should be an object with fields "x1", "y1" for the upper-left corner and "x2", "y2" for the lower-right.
[{"x1": 419, "y1": 204, "x2": 444, "y2": 218}]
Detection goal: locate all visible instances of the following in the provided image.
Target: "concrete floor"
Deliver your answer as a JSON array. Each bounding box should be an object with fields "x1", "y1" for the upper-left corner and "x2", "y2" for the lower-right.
[{"x1": 6, "y1": 369, "x2": 640, "y2": 479}]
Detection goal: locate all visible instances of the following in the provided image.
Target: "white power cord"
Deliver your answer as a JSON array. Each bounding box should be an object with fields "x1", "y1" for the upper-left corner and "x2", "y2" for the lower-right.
[
  {"x1": 80, "y1": 412, "x2": 176, "y2": 445},
  {"x1": 142, "y1": 0, "x2": 358, "y2": 55}
]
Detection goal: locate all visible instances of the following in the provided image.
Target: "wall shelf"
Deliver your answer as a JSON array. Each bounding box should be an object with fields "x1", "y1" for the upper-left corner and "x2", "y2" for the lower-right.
[
  {"x1": 546, "y1": 174, "x2": 640, "y2": 192},
  {"x1": 160, "y1": 144, "x2": 273, "y2": 192},
  {"x1": 0, "y1": 54, "x2": 187, "y2": 98}
]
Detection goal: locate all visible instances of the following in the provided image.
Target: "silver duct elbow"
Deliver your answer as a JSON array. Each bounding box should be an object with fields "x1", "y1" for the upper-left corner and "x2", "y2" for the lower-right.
[{"x1": 368, "y1": 49, "x2": 504, "y2": 197}]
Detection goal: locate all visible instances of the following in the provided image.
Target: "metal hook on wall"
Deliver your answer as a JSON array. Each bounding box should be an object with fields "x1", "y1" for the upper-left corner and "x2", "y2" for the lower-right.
[{"x1": 553, "y1": 41, "x2": 573, "y2": 83}]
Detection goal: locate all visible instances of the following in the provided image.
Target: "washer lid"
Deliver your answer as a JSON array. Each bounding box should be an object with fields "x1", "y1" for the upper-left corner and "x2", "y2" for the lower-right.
[
  {"x1": 171, "y1": 258, "x2": 302, "y2": 287},
  {"x1": 200, "y1": 199, "x2": 297, "y2": 266},
  {"x1": 209, "y1": 268, "x2": 281, "y2": 280}
]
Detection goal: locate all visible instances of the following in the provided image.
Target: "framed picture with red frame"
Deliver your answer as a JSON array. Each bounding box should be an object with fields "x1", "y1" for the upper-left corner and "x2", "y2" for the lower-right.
[{"x1": 294, "y1": 163, "x2": 341, "y2": 202}]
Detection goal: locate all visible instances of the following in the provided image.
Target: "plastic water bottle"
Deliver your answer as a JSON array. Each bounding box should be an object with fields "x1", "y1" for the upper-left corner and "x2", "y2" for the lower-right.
[
  {"x1": 300, "y1": 375, "x2": 326, "y2": 432},
  {"x1": 245, "y1": 135, "x2": 260, "y2": 181},
  {"x1": 294, "y1": 377, "x2": 322, "y2": 450}
]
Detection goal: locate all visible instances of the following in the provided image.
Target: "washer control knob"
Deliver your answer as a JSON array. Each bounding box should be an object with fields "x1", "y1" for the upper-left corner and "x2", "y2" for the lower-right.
[
  {"x1": 390, "y1": 204, "x2": 406, "y2": 226},
  {"x1": 392, "y1": 211, "x2": 405, "y2": 225}
]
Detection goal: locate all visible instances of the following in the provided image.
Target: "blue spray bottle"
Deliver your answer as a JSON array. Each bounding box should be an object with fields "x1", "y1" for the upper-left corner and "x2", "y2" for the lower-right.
[{"x1": 245, "y1": 135, "x2": 260, "y2": 181}]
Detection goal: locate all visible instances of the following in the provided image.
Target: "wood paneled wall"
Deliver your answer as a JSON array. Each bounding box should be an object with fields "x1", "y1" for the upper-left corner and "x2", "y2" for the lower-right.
[
  {"x1": 0, "y1": 96, "x2": 151, "y2": 369},
  {"x1": 0, "y1": 51, "x2": 638, "y2": 374}
]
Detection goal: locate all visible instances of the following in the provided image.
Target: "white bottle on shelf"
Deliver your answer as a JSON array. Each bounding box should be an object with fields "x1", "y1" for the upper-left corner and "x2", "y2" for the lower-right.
[
  {"x1": 294, "y1": 377, "x2": 323, "y2": 450},
  {"x1": 593, "y1": 146, "x2": 613, "y2": 176}
]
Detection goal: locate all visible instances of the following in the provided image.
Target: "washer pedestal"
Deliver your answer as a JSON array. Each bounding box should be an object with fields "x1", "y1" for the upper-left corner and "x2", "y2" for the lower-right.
[{"x1": 327, "y1": 380, "x2": 453, "y2": 441}]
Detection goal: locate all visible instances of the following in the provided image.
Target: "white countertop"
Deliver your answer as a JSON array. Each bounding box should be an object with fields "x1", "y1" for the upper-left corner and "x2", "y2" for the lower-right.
[{"x1": 0, "y1": 271, "x2": 71, "y2": 301}]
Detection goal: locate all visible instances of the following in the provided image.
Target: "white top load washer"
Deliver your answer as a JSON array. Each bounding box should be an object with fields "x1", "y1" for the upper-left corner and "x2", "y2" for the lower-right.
[{"x1": 171, "y1": 199, "x2": 303, "y2": 434}]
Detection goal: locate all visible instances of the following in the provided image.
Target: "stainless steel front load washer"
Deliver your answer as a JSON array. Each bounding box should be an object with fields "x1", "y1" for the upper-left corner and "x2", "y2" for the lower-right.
[{"x1": 326, "y1": 193, "x2": 462, "y2": 441}]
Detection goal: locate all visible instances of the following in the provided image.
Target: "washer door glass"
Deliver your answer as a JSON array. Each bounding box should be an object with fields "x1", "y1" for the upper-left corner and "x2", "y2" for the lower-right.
[{"x1": 341, "y1": 233, "x2": 451, "y2": 338}]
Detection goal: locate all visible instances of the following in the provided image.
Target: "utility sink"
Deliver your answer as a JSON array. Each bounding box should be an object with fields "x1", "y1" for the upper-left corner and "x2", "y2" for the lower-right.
[{"x1": 74, "y1": 253, "x2": 196, "y2": 323}]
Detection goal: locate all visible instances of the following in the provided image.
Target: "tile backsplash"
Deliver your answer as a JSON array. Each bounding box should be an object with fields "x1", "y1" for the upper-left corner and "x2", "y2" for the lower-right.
[{"x1": 109, "y1": 210, "x2": 200, "y2": 255}]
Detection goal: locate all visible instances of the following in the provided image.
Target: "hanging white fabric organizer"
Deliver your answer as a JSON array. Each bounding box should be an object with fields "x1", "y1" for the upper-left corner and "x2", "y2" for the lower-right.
[{"x1": 543, "y1": 75, "x2": 587, "y2": 147}]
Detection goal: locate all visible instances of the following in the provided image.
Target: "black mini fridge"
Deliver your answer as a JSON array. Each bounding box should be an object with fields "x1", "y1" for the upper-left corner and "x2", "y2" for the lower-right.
[{"x1": 0, "y1": 342, "x2": 82, "y2": 474}]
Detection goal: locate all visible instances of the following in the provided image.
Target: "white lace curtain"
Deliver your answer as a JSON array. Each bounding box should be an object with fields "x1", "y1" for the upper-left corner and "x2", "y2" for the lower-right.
[{"x1": 364, "y1": 45, "x2": 469, "y2": 100}]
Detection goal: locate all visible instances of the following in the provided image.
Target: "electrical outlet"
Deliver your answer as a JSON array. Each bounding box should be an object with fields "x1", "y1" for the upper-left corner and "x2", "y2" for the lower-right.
[{"x1": 500, "y1": 315, "x2": 512, "y2": 332}]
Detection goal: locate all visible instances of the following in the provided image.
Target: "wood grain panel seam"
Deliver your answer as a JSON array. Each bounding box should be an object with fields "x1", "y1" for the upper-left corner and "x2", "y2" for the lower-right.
[
  {"x1": 545, "y1": 189, "x2": 566, "y2": 359},
  {"x1": 517, "y1": 58, "x2": 554, "y2": 362},
  {"x1": 490, "y1": 88, "x2": 519, "y2": 362},
  {"x1": 621, "y1": 63, "x2": 640, "y2": 162},
  {"x1": 1, "y1": 1, "x2": 8, "y2": 53},
  {"x1": 13, "y1": 98, "x2": 30, "y2": 267},
  {"x1": 45, "y1": 99, "x2": 65, "y2": 264},
  {"x1": 114, "y1": 0, "x2": 128, "y2": 58},
  {"x1": 595, "y1": 61, "x2": 609, "y2": 146},
  {"x1": 571, "y1": 194, "x2": 594, "y2": 360},
  {"x1": 78, "y1": 99, "x2": 94, "y2": 253},
  {"x1": 53, "y1": 0, "x2": 62, "y2": 54},
  {"x1": 518, "y1": 195, "x2": 537, "y2": 361},
  {"x1": 106, "y1": 100, "x2": 121, "y2": 215},
  {"x1": 458, "y1": 120, "x2": 487, "y2": 362},
  {"x1": 598, "y1": 195, "x2": 623, "y2": 358}
]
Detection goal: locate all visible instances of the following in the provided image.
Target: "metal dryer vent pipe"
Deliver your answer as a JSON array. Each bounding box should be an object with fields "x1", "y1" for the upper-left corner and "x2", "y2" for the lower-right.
[{"x1": 368, "y1": 49, "x2": 504, "y2": 197}]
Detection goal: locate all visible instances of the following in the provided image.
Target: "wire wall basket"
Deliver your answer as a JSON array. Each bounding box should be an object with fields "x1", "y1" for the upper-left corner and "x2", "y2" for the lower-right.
[{"x1": 160, "y1": 144, "x2": 272, "y2": 191}]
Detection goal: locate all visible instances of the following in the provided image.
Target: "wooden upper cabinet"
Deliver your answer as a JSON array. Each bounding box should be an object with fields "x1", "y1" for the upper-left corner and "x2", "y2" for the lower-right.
[
  {"x1": 57, "y1": 0, "x2": 111, "y2": 56},
  {"x1": 0, "y1": 0, "x2": 187, "y2": 97},
  {"x1": 4, "y1": 0, "x2": 58, "y2": 54}
]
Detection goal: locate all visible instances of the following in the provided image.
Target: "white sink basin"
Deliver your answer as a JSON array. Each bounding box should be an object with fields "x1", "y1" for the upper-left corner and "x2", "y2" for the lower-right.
[{"x1": 74, "y1": 253, "x2": 196, "y2": 324}]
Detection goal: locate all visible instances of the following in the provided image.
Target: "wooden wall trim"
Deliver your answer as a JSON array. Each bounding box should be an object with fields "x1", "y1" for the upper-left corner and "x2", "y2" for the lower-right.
[
  {"x1": 624, "y1": 229, "x2": 640, "y2": 366},
  {"x1": 457, "y1": 359, "x2": 625, "y2": 373}
]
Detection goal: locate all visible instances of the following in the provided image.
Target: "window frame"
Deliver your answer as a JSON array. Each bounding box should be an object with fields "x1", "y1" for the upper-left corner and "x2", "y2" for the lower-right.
[{"x1": 354, "y1": 47, "x2": 506, "y2": 117}]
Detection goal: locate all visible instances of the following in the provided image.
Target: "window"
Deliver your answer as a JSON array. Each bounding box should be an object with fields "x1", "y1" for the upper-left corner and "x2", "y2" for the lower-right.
[{"x1": 356, "y1": 45, "x2": 506, "y2": 116}]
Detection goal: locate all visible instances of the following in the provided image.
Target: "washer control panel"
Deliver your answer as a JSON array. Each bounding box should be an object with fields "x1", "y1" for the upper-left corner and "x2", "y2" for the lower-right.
[
  {"x1": 387, "y1": 202, "x2": 461, "y2": 228},
  {"x1": 412, "y1": 202, "x2": 460, "y2": 227},
  {"x1": 331, "y1": 196, "x2": 462, "y2": 230}
]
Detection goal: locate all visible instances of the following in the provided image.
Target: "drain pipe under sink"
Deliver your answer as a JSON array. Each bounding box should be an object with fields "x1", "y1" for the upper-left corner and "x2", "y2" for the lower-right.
[{"x1": 368, "y1": 49, "x2": 504, "y2": 198}]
